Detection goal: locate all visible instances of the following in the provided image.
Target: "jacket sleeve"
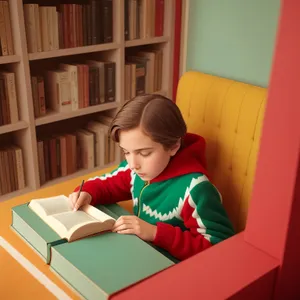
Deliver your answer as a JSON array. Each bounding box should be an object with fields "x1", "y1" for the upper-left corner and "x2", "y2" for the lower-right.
[
  {"x1": 74, "y1": 160, "x2": 132, "y2": 206},
  {"x1": 152, "y1": 180, "x2": 235, "y2": 261}
]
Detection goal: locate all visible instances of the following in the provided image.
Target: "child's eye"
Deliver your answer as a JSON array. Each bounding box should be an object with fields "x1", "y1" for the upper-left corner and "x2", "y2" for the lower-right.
[
  {"x1": 123, "y1": 151, "x2": 129, "y2": 156},
  {"x1": 140, "y1": 152, "x2": 151, "y2": 157}
]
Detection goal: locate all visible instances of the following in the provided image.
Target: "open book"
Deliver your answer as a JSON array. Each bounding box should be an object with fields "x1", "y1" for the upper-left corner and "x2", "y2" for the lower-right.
[{"x1": 28, "y1": 195, "x2": 115, "y2": 242}]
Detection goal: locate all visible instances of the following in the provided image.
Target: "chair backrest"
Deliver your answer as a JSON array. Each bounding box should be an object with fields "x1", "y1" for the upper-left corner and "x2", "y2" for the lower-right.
[{"x1": 176, "y1": 71, "x2": 267, "y2": 232}]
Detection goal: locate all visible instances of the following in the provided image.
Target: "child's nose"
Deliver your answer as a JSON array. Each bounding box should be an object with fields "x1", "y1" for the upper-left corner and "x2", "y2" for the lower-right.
[{"x1": 129, "y1": 156, "x2": 141, "y2": 171}]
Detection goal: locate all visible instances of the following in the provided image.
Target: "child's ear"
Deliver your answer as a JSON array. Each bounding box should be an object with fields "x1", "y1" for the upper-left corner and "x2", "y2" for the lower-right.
[{"x1": 169, "y1": 139, "x2": 181, "y2": 157}]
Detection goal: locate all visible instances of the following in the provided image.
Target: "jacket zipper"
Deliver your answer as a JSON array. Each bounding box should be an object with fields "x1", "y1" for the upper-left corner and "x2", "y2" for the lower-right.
[{"x1": 138, "y1": 181, "x2": 150, "y2": 217}]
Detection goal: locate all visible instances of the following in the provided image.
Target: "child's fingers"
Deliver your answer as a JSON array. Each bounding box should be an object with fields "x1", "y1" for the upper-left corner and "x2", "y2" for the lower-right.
[
  {"x1": 113, "y1": 216, "x2": 133, "y2": 228},
  {"x1": 112, "y1": 223, "x2": 132, "y2": 232},
  {"x1": 115, "y1": 228, "x2": 134, "y2": 235},
  {"x1": 74, "y1": 194, "x2": 85, "y2": 211},
  {"x1": 68, "y1": 192, "x2": 92, "y2": 211},
  {"x1": 68, "y1": 192, "x2": 78, "y2": 209},
  {"x1": 112, "y1": 218, "x2": 135, "y2": 234}
]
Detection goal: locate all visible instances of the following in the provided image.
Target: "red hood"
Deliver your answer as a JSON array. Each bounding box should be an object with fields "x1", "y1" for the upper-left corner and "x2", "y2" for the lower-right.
[{"x1": 151, "y1": 133, "x2": 209, "y2": 183}]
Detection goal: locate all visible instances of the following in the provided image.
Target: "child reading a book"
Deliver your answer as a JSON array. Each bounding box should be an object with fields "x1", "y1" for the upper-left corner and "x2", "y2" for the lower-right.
[{"x1": 69, "y1": 94, "x2": 235, "y2": 260}]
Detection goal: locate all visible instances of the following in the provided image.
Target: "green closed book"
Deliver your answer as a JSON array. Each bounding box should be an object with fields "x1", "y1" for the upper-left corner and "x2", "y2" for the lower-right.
[
  {"x1": 50, "y1": 232, "x2": 174, "y2": 299},
  {"x1": 11, "y1": 195, "x2": 174, "y2": 299}
]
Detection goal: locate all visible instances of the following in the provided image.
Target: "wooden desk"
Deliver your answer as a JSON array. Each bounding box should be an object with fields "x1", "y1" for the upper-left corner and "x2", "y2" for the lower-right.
[{"x1": 0, "y1": 167, "x2": 133, "y2": 299}]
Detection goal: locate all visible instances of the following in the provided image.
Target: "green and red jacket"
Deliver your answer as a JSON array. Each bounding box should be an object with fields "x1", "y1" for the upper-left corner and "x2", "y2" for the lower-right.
[{"x1": 76, "y1": 133, "x2": 235, "y2": 260}]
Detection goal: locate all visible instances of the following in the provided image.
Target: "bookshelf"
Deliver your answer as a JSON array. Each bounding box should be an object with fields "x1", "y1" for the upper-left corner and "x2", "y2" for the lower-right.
[
  {"x1": 28, "y1": 43, "x2": 120, "y2": 61},
  {"x1": 0, "y1": 55, "x2": 21, "y2": 64},
  {"x1": 0, "y1": 0, "x2": 175, "y2": 202}
]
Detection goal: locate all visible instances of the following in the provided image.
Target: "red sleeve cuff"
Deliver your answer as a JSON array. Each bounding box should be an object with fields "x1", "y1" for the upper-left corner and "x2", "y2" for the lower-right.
[
  {"x1": 73, "y1": 180, "x2": 101, "y2": 206},
  {"x1": 153, "y1": 222, "x2": 176, "y2": 249}
]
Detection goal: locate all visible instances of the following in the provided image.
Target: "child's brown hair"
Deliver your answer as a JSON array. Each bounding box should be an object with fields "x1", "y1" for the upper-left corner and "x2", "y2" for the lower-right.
[{"x1": 110, "y1": 94, "x2": 187, "y2": 149}]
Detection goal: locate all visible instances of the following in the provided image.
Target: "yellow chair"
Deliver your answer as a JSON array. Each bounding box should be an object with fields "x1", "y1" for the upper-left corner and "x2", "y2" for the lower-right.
[
  {"x1": 176, "y1": 71, "x2": 267, "y2": 232},
  {"x1": 108, "y1": 71, "x2": 268, "y2": 232}
]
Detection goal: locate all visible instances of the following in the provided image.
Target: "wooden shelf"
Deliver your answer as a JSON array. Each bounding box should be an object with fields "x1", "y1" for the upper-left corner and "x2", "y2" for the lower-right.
[
  {"x1": 0, "y1": 55, "x2": 21, "y2": 65},
  {"x1": 125, "y1": 36, "x2": 169, "y2": 48},
  {"x1": 28, "y1": 43, "x2": 120, "y2": 61},
  {"x1": 0, "y1": 121, "x2": 28, "y2": 135},
  {"x1": 0, "y1": 187, "x2": 33, "y2": 203},
  {"x1": 40, "y1": 161, "x2": 118, "y2": 189},
  {"x1": 35, "y1": 102, "x2": 120, "y2": 126}
]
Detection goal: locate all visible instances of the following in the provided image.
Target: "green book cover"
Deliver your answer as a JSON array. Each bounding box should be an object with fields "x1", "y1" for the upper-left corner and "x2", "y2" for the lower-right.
[
  {"x1": 11, "y1": 202, "x2": 174, "y2": 299},
  {"x1": 51, "y1": 231, "x2": 174, "y2": 300}
]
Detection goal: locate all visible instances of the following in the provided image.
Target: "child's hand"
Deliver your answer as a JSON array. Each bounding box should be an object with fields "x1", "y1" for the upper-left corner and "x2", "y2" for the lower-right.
[
  {"x1": 112, "y1": 216, "x2": 157, "y2": 242},
  {"x1": 69, "y1": 191, "x2": 92, "y2": 211}
]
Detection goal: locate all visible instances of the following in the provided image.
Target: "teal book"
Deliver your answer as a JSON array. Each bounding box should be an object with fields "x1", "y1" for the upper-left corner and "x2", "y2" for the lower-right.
[
  {"x1": 50, "y1": 232, "x2": 174, "y2": 299},
  {"x1": 11, "y1": 196, "x2": 174, "y2": 299}
]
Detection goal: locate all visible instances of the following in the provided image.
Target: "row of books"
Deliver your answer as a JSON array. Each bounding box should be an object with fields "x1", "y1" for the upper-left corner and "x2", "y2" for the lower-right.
[
  {"x1": 24, "y1": 1, "x2": 113, "y2": 53},
  {"x1": 125, "y1": 0, "x2": 164, "y2": 40},
  {"x1": 0, "y1": 46, "x2": 163, "y2": 125},
  {"x1": 37, "y1": 115, "x2": 115, "y2": 185},
  {"x1": 0, "y1": 71, "x2": 19, "y2": 126},
  {"x1": 0, "y1": 0, "x2": 13, "y2": 56},
  {"x1": 31, "y1": 60, "x2": 116, "y2": 118},
  {"x1": 125, "y1": 48, "x2": 163, "y2": 100},
  {"x1": 0, "y1": 145, "x2": 25, "y2": 196}
]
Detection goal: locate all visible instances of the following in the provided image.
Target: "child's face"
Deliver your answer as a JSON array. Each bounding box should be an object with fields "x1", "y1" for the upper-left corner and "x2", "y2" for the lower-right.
[{"x1": 119, "y1": 127, "x2": 178, "y2": 181}]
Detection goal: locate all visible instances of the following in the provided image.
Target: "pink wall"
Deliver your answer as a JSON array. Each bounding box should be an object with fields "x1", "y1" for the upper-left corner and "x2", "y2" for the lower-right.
[{"x1": 245, "y1": 0, "x2": 300, "y2": 297}]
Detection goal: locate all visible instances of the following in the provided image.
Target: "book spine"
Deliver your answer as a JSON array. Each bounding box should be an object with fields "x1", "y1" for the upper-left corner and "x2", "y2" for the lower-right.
[
  {"x1": 104, "y1": 62, "x2": 115, "y2": 102},
  {"x1": 103, "y1": 0, "x2": 113, "y2": 43},
  {"x1": 3, "y1": 1, "x2": 13, "y2": 54},
  {"x1": 14, "y1": 147, "x2": 25, "y2": 190},
  {"x1": 0, "y1": 2, "x2": 9, "y2": 55}
]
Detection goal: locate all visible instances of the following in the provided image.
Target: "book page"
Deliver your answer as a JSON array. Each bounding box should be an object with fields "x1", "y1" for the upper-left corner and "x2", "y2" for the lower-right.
[
  {"x1": 29, "y1": 195, "x2": 72, "y2": 218},
  {"x1": 47, "y1": 209, "x2": 115, "y2": 241},
  {"x1": 82, "y1": 204, "x2": 116, "y2": 222},
  {"x1": 50, "y1": 211, "x2": 98, "y2": 232},
  {"x1": 28, "y1": 194, "x2": 116, "y2": 241}
]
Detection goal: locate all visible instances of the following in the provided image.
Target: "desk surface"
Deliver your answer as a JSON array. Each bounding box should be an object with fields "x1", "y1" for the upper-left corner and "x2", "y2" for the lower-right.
[{"x1": 0, "y1": 166, "x2": 133, "y2": 299}]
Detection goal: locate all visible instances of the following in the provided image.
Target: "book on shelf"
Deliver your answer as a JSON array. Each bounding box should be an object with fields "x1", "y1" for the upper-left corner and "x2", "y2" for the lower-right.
[
  {"x1": 96, "y1": 115, "x2": 115, "y2": 163},
  {"x1": 85, "y1": 121, "x2": 106, "y2": 167},
  {"x1": 31, "y1": 76, "x2": 46, "y2": 118},
  {"x1": 59, "y1": 63, "x2": 79, "y2": 111},
  {"x1": 0, "y1": 145, "x2": 25, "y2": 196},
  {"x1": 28, "y1": 194, "x2": 116, "y2": 242},
  {"x1": 46, "y1": 70, "x2": 73, "y2": 113},
  {"x1": 37, "y1": 133, "x2": 77, "y2": 183},
  {"x1": 75, "y1": 129, "x2": 95, "y2": 170},
  {"x1": 0, "y1": 71, "x2": 19, "y2": 125},
  {"x1": 125, "y1": 48, "x2": 163, "y2": 100},
  {"x1": 125, "y1": 0, "x2": 165, "y2": 41},
  {"x1": 37, "y1": 114, "x2": 115, "y2": 184},
  {"x1": 32, "y1": 60, "x2": 116, "y2": 117},
  {"x1": 23, "y1": 1, "x2": 113, "y2": 53},
  {"x1": 0, "y1": 0, "x2": 14, "y2": 56}
]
